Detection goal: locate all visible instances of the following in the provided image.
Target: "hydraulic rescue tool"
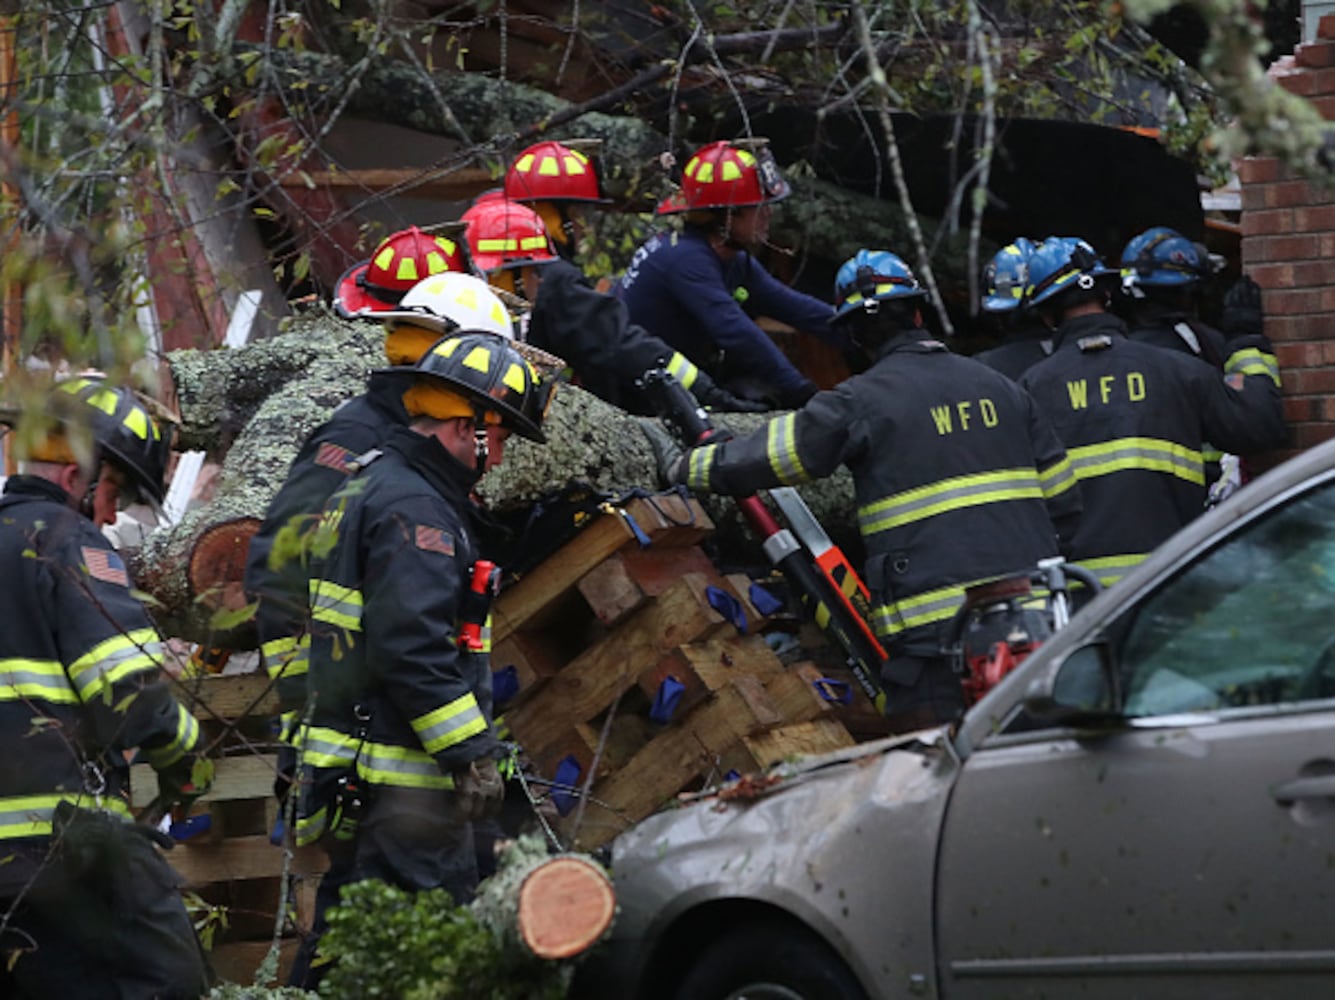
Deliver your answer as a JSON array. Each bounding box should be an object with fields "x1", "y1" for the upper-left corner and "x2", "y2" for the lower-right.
[{"x1": 639, "y1": 367, "x2": 888, "y2": 713}]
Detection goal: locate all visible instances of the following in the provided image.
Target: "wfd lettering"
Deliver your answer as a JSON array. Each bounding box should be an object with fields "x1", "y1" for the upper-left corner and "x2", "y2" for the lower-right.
[
  {"x1": 1066, "y1": 372, "x2": 1147, "y2": 409},
  {"x1": 930, "y1": 399, "x2": 999, "y2": 434}
]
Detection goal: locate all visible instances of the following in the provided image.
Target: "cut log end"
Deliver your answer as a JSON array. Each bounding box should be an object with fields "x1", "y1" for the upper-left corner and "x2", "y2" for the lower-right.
[
  {"x1": 188, "y1": 516, "x2": 261, "y2": 609},
  {"x1": 516, "y1": 855, "x2": 616, "y2": 960}
]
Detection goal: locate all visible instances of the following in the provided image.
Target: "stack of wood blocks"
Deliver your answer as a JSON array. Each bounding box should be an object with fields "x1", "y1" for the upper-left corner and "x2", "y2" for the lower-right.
[
  {"x1": 129, "y1": 672, "x2": 326, "y2": 984},
  {"x1": 491, "y1": 490, "x2": 887, "y2": 852}
]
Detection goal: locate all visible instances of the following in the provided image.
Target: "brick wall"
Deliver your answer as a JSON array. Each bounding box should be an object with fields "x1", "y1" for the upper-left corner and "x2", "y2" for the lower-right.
[{"x1": 1238, "y1": 12, "x2": 1335, "y2": 462}]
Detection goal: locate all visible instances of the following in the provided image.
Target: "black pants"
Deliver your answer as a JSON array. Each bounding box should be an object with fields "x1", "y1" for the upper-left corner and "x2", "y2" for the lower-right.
[
  {"x1": 288, "y1": 784, "x2": 477, "y2": 990},
  {"x1": 881, "y1": 652, "x2": 968, "y2": 733},
  {"x1": 0, "y1": 810, "x2": 212, "y2": 999}
]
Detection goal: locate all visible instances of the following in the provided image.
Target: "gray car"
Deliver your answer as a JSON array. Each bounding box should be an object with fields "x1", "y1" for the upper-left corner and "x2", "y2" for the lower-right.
[{"x1": 575, "y1": 437, "x2": 1335, "y2": 1000}]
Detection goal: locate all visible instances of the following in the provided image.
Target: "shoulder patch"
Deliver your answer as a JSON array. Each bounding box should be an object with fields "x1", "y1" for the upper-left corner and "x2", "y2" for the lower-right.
[
  {"x1": 415, "y1": 525, "x2": 455, "y2": 556},
  {"x1": 82, "y1": 546, "x2": 129, "y2": 586},
  {"x1": 314, "y1": 442, "x2": 355, "y2": 472}
]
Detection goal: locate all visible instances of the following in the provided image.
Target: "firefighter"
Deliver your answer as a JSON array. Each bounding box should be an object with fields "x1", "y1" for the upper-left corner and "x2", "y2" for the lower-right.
[
  {"x1": 1019, "y1": 236, "x2": 1288, "y2": 587},
  {"x1": 973, "y1": 237, "x2": 1055, "y2": 380},
  {"x1": 617, "y1": 139, "x2": 845, "y2": 410},
  {"x1": 1119, "y1": 226, "x2": 1282, "y2": 502},
  {"x1": 503, "y1": 138, "x2": 611, "y2": 262},
  {"x1": 288, "y1": 331, "x2": 550, "y2": 988},
  {"x1": 333, "y1": 224, "x2": 475, "y2": 318},
  {"x1": 246, "y1": 272, "x2": 513, "y2": 809},
  {"x1": 461, "y1": 193, "x2": 559, "y2": 304},
  {"x1": 659, "y1": 250, "x2": 1080, "y2": 734},
  {"x1": 0, "y1": 378, "x2": 213, "y2": 998}
]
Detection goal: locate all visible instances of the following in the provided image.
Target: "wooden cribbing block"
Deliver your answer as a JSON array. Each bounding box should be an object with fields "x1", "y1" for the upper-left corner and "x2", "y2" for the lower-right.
[
  {"x1": 493, "y1": 494, "x2": 713, "y2": 644},
  {"x1": 635, "y1": 634, "x2": 785, "y2": 720},
  {"x1": 527, "y1": 712, "x2": 658, "y2": 783},
  {"x1": 492, "y1": 629, "x2": 569, "y2": 709},
  {"x1": 172, "y1": 672, "x2": 279, "y2": 721},
  {"x1": 720, "y1": 717, "x2": 856, "y2": 775},
  {"x1": 762, "y1": 663, "x2": 841, "y2": 724},
  {"x1": 559, "y1": 675, "x2": 784, "y2": 851},
  {"x1": 504, "y1": 573, "x2": 727, "y2": 760},
  {"x1": 577, "y1": 544, "x2": 722, "y2": 627},
  {"x1": 167, "y1": 834, "x2": 328, "y2": 886},
  {"x1": 725, "y1": 572, "x2": 776, "y2": 630},
  {"x1": 130, "y1": 753, "x2": 280, "y2": 808}
]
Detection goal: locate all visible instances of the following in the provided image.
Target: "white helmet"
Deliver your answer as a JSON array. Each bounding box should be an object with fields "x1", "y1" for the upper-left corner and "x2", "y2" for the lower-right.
[{"x1": 379, "y1": 272, "x2": 514, "y2": 339}]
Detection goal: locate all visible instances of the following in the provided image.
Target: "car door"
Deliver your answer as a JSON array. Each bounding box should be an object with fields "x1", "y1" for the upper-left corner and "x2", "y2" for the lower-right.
[{"x1": 934, "y1": 475, "x2": 1335, "y2": 1000}]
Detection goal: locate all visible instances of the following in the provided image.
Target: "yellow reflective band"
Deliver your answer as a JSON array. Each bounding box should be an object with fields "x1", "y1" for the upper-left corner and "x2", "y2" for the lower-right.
[
  {"x1": 0, "y1": 658, "x2": 79, "y2": 704},
  {"x1": 736, "y1": 149, "x2": 756, "y2": 167},
  {"x1": 374, "y1": 246, "x2": 396, "y2": 271},
  {"x1": 563, "y1": 154, "x2": 587, "y2": 175},
  {"x1": 85, "y1": 385, "x2": 120, "y2": 416},
  {"x1": 297, "y1": 726, "x2": 361, "y2": 768},
  {"x1": 295, "y1": 805, "x2": 327, "y2": 847},
  {"x1": 871, "y1": 578, "x2": 995, "y2": 637},
  {"x1": 433, "y1": 338, "x2": 462, "y2": 358},
  {"x1": 766, "y1": 412, "x2": 808, "y2": 485},
  {"x1": 1074, "y1": 553, "x2": 1148, "y2": 587},
  {"x1": 68, "y1": 627, "x2": 161, "y2": 701},
  {"x1": 1039, "y1": 456, "x2": 1078, "y2": 498},
  {"x1": 396, "y1": 258, "x2": 420, "y2": 282},
  {"x1": 1067, "y1": 437, "x2": 1203, "y2": 486},
  {"x1": 666, "y1": 353, "x2": 699, "y2": 390},
  {"x1": 122, "y1": 407, "x2": 151, "y2": 441},
  {"x1": 357, "y1": 743, "x2": 455, "y2": 790},
  {"x1": 0, "y1": 794, "x2": 132, "y2": 840},
  {"x1": 696, "y1": 161, "x2": 715, "y2": 183},
  {"x1": 412, "y1": 693, "x2": 487, "y2": 755},
  {"x1": 1225, "y1": 348, "x2": 1280, "y2": 386},
  {"x1": 859, "y1": 469, "x2": 1043, "y2": 536},
  {"x1": 477, "y1": 238, "x2": 518, "y2": 252},
  {"x1": 141, "y1": 704, "x2": 200, "y2": 769},
  {"x1": 538, "y1": 155, "x2": 560, "y2": 177},
  {"x1": 722, "y1": 161, "x2": 742, "y2": 182},
  {"x1": 686, "y1": 443, "x2": 720, "y2": 491},
  {"x1": 425, "y1": 251, "x2": 450, "y2": 276},
  {"x1": 433, "y1": 237, "x2": 456, "y2": 255},
  {"x1": 515, "y1": 153, "x2": 536, "y2": 173},
  {"x1": 519, "y1": 236, "x2": 549, "y2": 251},
  {"x1": 261, "y1": 635, "x2": 310, "y2": 680},
  {"x1": 309, "y1": 579, "x2": 363, "y2": 631}
]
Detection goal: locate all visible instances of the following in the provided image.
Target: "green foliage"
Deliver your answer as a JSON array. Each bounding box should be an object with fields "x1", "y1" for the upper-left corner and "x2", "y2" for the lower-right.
[{"x1": 317, "y1": 880, "x2": 568, "y2": 1000}]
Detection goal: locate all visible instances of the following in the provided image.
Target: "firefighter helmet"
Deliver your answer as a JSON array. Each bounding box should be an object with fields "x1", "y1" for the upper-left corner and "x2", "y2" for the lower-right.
[
  {"x1": 503, "y1": 140, "x2": 610, "y2": 205},
  {"x1": 982, "y1": 238, "x2": 1037, "y2": 313},
  {"x1": 461, "y1": 197, "x2": 558, "y2": 274},
  {"x1": 334, "y1": 226, "x2": 472, "y2": 319},
  {"x1": 655, "y1": 140, "x2": 791, "y2": 216},
  {"x1": 832, "y1": 249, "x2": 925, "y2": 323},
  {"x1": 2, "y1": 376, "x2": 172, "y2": 502},
  {"x1": 389, "y1": 333, "x2": 550, "y2": 443},
  {"x1": 1024, "y1": 236, "x2": 1116, "y2": 308},
  {"x1": 1120, "y1": 226, "x2": 1211, "y2": 289},
  {"x1": 378, "y1": 272, "x2": 514, "y2": 339}
]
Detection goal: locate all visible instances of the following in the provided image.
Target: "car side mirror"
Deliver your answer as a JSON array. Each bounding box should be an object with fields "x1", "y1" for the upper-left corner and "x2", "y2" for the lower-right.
[{"x1": 1023, "y1": 640, "x2": 1121, "y2": 726}]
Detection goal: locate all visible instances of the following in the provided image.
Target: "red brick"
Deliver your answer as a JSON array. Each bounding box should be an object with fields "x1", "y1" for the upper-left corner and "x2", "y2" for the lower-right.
[
  {"x1": 1235, "y1": 157, "x2": 1284, "y2": 184},
  {"x1": 1273, "y1": 67, "x2": 1335, "y2": 98},
  {"x1": 1313, "y1": 95, "x2": 1335, "y2": 121},
  {"x1": 1290, "y1": 368, "x2": 1335, "y2": 394},
  {"x1": 1267, "y1": 313, "x2": 1333, "y2": 342},
  {"x1": 1321, "y1": 340, "x2": 1335, "y2": 366},
  {"x1": 1292, "y1": 204, "x2": 1335, "y2": 231},
  {"x1": 1248, "y1": 233, "x2": 1325, "y2": 262},
  {"x1": 1254, "y1": 260, "x2": 1335, "y2": 288},
  {"x1": 1322, "y1": 14, "x2": 1335, "y2": 41},
  {"x1": 1296, "y1": 40, "x2": 1335, "y2": 70},
  {"x1": 1275, "y1": 342, "x2": 1325, "y2": 368},
  {"x1": 1283, "y1": 395, "x2": 1319, "y2": 423},
  {"x1": 1242, "y1": 207, "x2": 1294, "y2": 236},
  {"x1": 1266, "y1": 178, "x2": 1326, "y2": 208},
  {"x1": 1269, "y1": 288, "x2": 1330, "y2": 314}
]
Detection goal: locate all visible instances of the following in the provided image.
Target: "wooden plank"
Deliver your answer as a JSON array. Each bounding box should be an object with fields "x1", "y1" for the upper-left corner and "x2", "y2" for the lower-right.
[
  {"x1": 526, "y1": 711, "x2": 659, "y2": 785},
  {"x1": 504, "y1": 574, "x2": 726, "y2": 759},
  {"x1": 492, "y1": 495, "x2": 713, "y2": 644},
  {"x1": 576, "y1": 545, "x2": 721, "y2": 627},
  {"x1": 559, "y1": 676, "x2": 783, "y2": 851},
  {"x1": 635, "y1": 634, "x2": 785, "y2": 720},
  {"x1": 131, "y1": 753, "x2": 280, "y2": 808},
  {"x1": 277, "y1": 167, "x2": 497, "y2": 202},
  {"x1": 720, "y1": 717, "x2": 855, "y2": 776},
  {"x1": 173, "y1": 672, "x2": 279, "y2": 721},
  {"x1": 491, "y1": 629, "x2": 568, "y2": 711},
  {"x1": 167, "y1": 834, "x2": 329, "y2": 886},
  {"x1": 209, "y1": 939, "x2": 302, "y2": 989},
  {"x1": 762, "y1": 664, "x2": 839, "y2": 725}
]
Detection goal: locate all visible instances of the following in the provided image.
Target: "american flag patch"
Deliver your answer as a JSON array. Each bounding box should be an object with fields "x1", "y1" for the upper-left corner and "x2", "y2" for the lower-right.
[
  {"x1": 415, "y1": 525, "x2": 455, "y2": 556},
  {"x1": 82, "y1": 546, "x2": 129, "y2": 587},
  {"x1": 314, "y1": 442, "x2": 354, "y2": 472}
]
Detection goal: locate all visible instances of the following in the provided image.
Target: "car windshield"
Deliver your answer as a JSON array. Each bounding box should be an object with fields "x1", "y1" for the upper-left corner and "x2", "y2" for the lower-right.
[{"x1": 1118, "y1": 476, "x2": 1335, "y2": 716}]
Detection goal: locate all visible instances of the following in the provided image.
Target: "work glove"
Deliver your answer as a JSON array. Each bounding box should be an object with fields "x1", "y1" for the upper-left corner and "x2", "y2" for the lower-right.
[
  {"x1": 696, "y1": 384, "x2": 769, "y2": 413},
  {"x1": 453, "y1": 758, "x2": 504, "y2": 822},
  {"x1": 638, "y1": 417, "x2": 689, "y2": 488},
  {"x1": 1220, "y1": 275, "x2": 1264, "y2": 341},
  {"x1": 155, "y1": 753, "x2": 215, "y2": 811}
]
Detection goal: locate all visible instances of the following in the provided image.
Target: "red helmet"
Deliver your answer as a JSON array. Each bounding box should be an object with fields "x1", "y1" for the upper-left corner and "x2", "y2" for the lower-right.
[
  {"x1": 655, "y1": 140, "x2": 791, "y2": 216},
  {"x1": 334, "y1": 225, "x2": 473, "y2": 319},
  {"x1": 461, "y1": 197, "x2": 558, "y2": 273},
  {"x1": 504, "y1": 140, "x2": 610, "y2": 204}
]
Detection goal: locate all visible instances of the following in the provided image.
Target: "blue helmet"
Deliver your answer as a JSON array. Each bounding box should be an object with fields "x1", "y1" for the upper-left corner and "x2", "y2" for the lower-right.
[
  {"x1": 833, "y1": 249, "x2": 925, "y2": 322},
  {"x1": 1120, "y1": 226, "x2": 1209, "y2": 290},
  {"x1": 1024, "y1": 236, "x2": 1117, "y2": 308},
  {"x1": 982, "y1": 237, "x2": 1037, "y2": 313}
]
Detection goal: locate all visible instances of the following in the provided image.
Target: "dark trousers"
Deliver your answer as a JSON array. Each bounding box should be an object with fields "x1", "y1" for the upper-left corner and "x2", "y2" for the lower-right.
[
  {"x1": 881, "y1": 652, "x2": 968, "y2": 734},
  {"x1": 288, "y1": 784, "x2": 477, "y2": 990}
]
